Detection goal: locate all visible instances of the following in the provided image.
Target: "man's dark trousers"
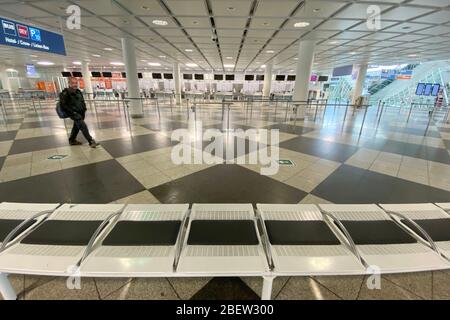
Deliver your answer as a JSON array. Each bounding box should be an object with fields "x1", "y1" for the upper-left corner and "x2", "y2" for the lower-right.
[{"x1": 69, "y1": 112, "x2": 93, "y2": 142}]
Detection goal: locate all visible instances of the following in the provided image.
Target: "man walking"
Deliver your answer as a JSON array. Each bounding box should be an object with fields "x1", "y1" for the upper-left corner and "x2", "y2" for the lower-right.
[{"x1": 60, "y1": 77, "x2": 99, "y2": 148}]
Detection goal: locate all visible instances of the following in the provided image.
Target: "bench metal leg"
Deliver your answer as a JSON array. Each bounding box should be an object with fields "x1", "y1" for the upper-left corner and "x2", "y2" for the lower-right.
[
  {"x1": 0, "y1": 273, "x2": 17, "y2": 300},
  {"x1": 261, "y1": 276, "x2": 274, "y2": 300}
]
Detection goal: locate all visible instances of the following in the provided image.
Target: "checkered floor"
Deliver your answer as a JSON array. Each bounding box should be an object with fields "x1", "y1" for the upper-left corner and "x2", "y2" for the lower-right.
[{"x1": 0, "y1": 98, "x2": 449, "y2": 300}]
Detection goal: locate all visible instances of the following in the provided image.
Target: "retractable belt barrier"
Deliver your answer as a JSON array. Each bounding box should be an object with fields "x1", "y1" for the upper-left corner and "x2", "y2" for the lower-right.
[{"x1": 0, "y1": 202, "x2": 449, "y2": 300}]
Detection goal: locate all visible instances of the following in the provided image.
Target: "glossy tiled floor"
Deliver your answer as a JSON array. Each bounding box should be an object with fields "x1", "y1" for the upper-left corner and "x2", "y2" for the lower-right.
[{"x1": 1, "y1": 97, "x2": 450, "y2": 300}]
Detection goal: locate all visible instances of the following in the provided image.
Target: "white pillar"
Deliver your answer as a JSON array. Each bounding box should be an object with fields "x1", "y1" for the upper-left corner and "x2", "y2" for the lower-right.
[
  {"x1": 352, "y1": 63, "x2": 368, "y2": 105},
  {"x1": 262, "y1": 63, "x2": 273, "y2": 97},
  {"x1": 121, "y1": 37, "x2": 142, "y2": 117},
  {"x1": 173, "y1": 62, "x2": 182, "y2": 105},
  {"x1": 81, "y1": 62, "x2": 93, "y2": 96},
  {"x1": 293, "y1": 39, "x2": 316, "y2": 119},
  {"x1": 0, "y1": 67, "x2": 12, "y2": 93}
]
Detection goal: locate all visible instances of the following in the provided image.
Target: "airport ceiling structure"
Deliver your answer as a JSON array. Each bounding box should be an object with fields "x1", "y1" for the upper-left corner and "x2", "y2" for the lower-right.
[{"x1": 0, "y1": 0, "x2": 450, "y2": 73}]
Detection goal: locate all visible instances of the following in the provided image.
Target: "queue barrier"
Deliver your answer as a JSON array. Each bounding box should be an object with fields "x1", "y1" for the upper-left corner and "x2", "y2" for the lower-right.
[{"x1": 0, "y1": 202, "x2": 449, "y2": 300}]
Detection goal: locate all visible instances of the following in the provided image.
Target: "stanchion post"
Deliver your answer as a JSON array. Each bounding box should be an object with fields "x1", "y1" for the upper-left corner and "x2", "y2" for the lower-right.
[
  {"x1": 406, "y1": 103, "x2": 414, "y2": 123},
  {"x1": 359, "y1": 105, "x2": 369, "y2": 136}
]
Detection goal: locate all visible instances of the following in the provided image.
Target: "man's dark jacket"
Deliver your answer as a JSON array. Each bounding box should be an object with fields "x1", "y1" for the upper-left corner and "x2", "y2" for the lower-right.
[{"x1": 59, "y1": 88, "x2": 87, "y2": 120}]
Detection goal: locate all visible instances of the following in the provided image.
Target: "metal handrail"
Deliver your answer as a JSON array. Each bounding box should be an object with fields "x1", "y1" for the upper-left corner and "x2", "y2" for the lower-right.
[
  {"x1": 384, "y1": 210, "x2": 442, "y2": 255},
  {"x1": 320, "y1": 209, "x2": 367, "y2": 268},
  {"x1": 0, "y1": 207, "x2": 59, "y2": 252},
  {"x1": 255, "y1": 209, "x2": 275, "y2": 270},
  {"x1": 173, "y1": 209, "x2": 191, "y2": 271},
  {"x1": 77, "y1": 205, "x2": 126, "y2": 266}
]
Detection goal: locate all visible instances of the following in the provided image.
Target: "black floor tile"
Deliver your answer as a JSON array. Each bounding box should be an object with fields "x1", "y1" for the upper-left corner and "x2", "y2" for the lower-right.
[
  {"x1": 100, "y1": 133, "x2": 177, "y2": 158},
  {"x1": 149, "y1": 164, "x2": 307, "y2": 205},
  {"x1": 20, "y1": 120, "x2": 63, "y2": 129},
  {"x1": 3, "y1": 118, "x2": 23, "y2": 125},
  {"x1": 141, "y1": 120, "x2": 188, "y2": 132},
  {"x1": 0, "y1": 131, "x2": 17, "y2": 141},
  {"x1": 0, "y1": 160, "x2": 145, "y2": 203},
  {"x1": 0, "y1": 156, "x2": 4, "y2": 170},
  {"x1": 312, "y1": 164, "x2": 450, "y2": 203},
  {"x1": 190, "y1": 277, "x2": 259, "y2": 300},
  {"x1": 279, "y1": 136, "x2": 358, "y2": 162},
  {"x1": 363, "y1": 138, "x2": 450, "y2": 164},
  {"x1": 8, "y1": 134, "x2": 77, "y2": 155}
]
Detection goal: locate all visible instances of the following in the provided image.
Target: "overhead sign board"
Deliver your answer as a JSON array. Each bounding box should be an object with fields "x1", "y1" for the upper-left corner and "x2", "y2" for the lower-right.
[{"x1": 0, "y1": 16, "x2": 66, "y2": 55}]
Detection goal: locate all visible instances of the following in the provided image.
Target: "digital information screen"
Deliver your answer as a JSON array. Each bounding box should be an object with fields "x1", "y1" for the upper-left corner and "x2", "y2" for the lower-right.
[
  {"x1": 423, "y1": 83, "x2": 433, "y2": 96},
  {"x1": 431, "y1": 84, "x2": 440, "y2": 96},
  {"x1": 26, "y1": 64, "x2": 37, "y2": 77},
  {"x1": 415, "y1": 83, "x2": 425, "y2": 95},
  {"x1": 1, "y1": 16, "x2": 66, "y2": 55}
]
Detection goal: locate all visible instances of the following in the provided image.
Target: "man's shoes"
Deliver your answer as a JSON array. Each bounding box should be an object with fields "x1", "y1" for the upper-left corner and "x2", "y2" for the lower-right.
[
  {"x1": 69, "y1": 140, "x2": 82, "y2": 146},
  {"x1": 89, "y1": 140, "x2": 100, "y2": 148}
]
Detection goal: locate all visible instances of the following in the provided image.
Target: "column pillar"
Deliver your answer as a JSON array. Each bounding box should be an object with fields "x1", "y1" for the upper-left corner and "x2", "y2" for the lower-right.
[
  {"x1": 121, "y1": 37, "x2": 142, "y2": 117},
  {"x1": 352, "y1": 63, "x2": 368, "y2": 105},
  {"x1": 262, "y1": 63, "x2": 273, "y2": 98},
  {"x1": 293, "y1": 39, "x2": 316, "y2": 119},
  {"x1": 0, "y1": 66, "x2": 12, "y2": 93},
  {"x1": 81, "y1": 62, "x2": 93, "y2": 96},
  {"x1": 173, "y1": 62, "x2": 182, "y2": 105}
]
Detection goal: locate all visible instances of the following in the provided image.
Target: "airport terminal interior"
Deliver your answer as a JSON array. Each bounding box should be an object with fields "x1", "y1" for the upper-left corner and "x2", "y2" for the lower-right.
[{"x1": 0, "y1": 0, "x2": 450, "y2": 301}]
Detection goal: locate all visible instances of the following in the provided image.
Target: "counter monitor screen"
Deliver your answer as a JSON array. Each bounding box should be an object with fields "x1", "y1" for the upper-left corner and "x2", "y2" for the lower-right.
[
  {"x1": 225, "y1": 74, "x2": 234, "y2": 81},
  {"x1": 276, "y1": 75, "x2": 285, "y2": 81},
  {"x1": 214, "y1": 74, "x2": 223, "y2": 80},
  {"x1": 152, "y1": 73, "x2": 162, "y2": 79},
  {"x1": 183, "y1": 74, "x2": 193, "y2": 80},
  {"x1": 256, "y1": 75, "x2": 264, "y2": 81},
  {"x1": 102, "y1": 72, "x2": 112, "y2": 78},
  {"x1": 138, "y1": 73, "x2": 143, "y2": 79},
  {"x1": 287, "y1": 75, "x2": 296, "y2": 81},
  {"x1": 121, "y1": 72, "x2": 126, "y2": 78},
  {"x1": 163, "y1": 73, "x2": 173, "y2": 79},
  {"x1": 72, "y1": 71, "x2": 82, "y2": 78},
  {"x1": 61, "y1": 71, "x2": 72, "y2": 77},
  {"x1": 318, "y1": 75, "x2": 329, "y2": 82},
  {"x1": 195, "y1": 74, "x2": 204, "y2": 80},
  {"x1": 91, "y1": 71, "x2": 101, "y2": 78},
  {"x1": 245, "y1": 75, "x2": 254, "y2": 81}
]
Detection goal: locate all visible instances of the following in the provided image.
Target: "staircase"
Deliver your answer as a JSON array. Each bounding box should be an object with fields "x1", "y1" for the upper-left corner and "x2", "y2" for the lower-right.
[{"x1": 368, "y1": 64, "x2": 418, "y2": 96}]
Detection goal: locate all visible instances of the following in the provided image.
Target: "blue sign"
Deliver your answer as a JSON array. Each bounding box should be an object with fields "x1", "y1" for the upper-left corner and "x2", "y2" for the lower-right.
[
  {"x1": 26, "y1": 64, "x2": 37, "y2": 77},
  {"x1": 0, "y1": 17, "x2": 66, "y2": 55}
]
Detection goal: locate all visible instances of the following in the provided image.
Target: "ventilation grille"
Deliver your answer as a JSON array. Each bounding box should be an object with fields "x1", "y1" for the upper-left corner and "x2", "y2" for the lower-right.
[
  {"x1": 8, "y1": 244, "x2": 83, "y2": 256},
  {"x1": 394, "y1": 210, "x2": 445, "y2": 220},
  {"x1": 262, "y1": 210, "x2": 322, "y2": 221},
  {"x1": 0, "y1": 210, "x2": 39, "y2": 220},
  {"x1": 49, "y1": 211, "x2": 114, "y2": 221},
  {"x1": 185, "y1": 245, "x2": 259, "y2": 257},
  {"x1": 273, "y1": 245, "x2": 349, "y2": 257},
  {"x1": 121, "y1": 211, "x2": 184, "y2": 221},
  {"x1": 359, "y1": 243, "x2": 430, "y2": 255},
  {"x1": 193, "y1": 210, "x2": 252, "y2": 220},
  {"x1": 93, "y1": 246, "x2": 173, "y2": 257},
  {"x1": 329, "y1": 211, "x2": 388, "y2": 221}
]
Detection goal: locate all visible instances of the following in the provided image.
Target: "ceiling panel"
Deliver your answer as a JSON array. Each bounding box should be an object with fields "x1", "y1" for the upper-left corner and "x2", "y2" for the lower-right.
[{"x1": 165, "y1": 0, "x2": 208, "y2": 16}]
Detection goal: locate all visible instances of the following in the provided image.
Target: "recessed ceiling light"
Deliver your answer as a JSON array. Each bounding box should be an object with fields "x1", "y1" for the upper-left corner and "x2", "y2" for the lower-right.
[
  {"x1": 261, "y1": 64, "x2": 266, "y2": 68},
  {"x1": 152, "y1": 19, "x2": 168, "y2": 26},
  {"x1": 110, "y1": 62, "x2": 125, "y2": 66},
  {"x1": 141, "y1": 59, "x2": 147, "y2": 62},
  {"x1": 226, "y1": 56, "x2": 233, "y2": 60},
  {"x1": 293, "y1": 57, "x2": 298, "y2": 60},
  {"x1": 6, "y1": 68, "x2": 17, "y2": 72},
  {"x1": 294, "y1": 22, "x2": 310, "y2": 28},
  {"x1": 148, "y1": 62, "x2": 161, "y2": 66},
  {"x1": 159, "y1": 55, "x2": 166, "y2": 58},
  {"x1": 30, "y1": 54, "x2": 38, "y2": 58},
  {"x1": 329, "y1": 41, "x2": 339, "y2": 45},
  {"x1": 266, "y1": 50, "x2": 275, "y2": 54},
  {"x1": 263, "y1": 22, "x2": 269, "y2": 26},
  {"x1": 402, "y1": 26, "x2": 411, "y2": 30},
  {"x1": 73, "y1": 61, "x2": 82, "y2": 65},
  {"x1": 186, "y1": 63, "x2": 197, "y2": 67},
  {"x1": 103, "y1": 48, "x2": 113, "y2": 51},
  {"x1": 142, "y1": 5, "x2": 150, "y2": 10},
  {"x1": 408, "y1": 54, "x2": 418, "y2": 57},
  {"x1": 224, "y1": 64, "x2": 235, "y2": 68},
  {"x1": 92, "y1": 54, "x2": 101, "y2": 57},
  {"x1": 37, "y1": 61, "x2": 54, "y2": 66},
  {"x1": 313, "y1": 8, "x2": 320, "y2": 13},
  {"x1": 185, "y1": 49, "x2": 193, "y2": 52},
  {"x1": 192, "y1": 21, "x2": 199, "y2": 25},
  {"x1": 349, "y1": 52, "x2": 357, "y2": 55},
  {"x1": 227, "y1": 7, "x2": 236, "y2": 11}
]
